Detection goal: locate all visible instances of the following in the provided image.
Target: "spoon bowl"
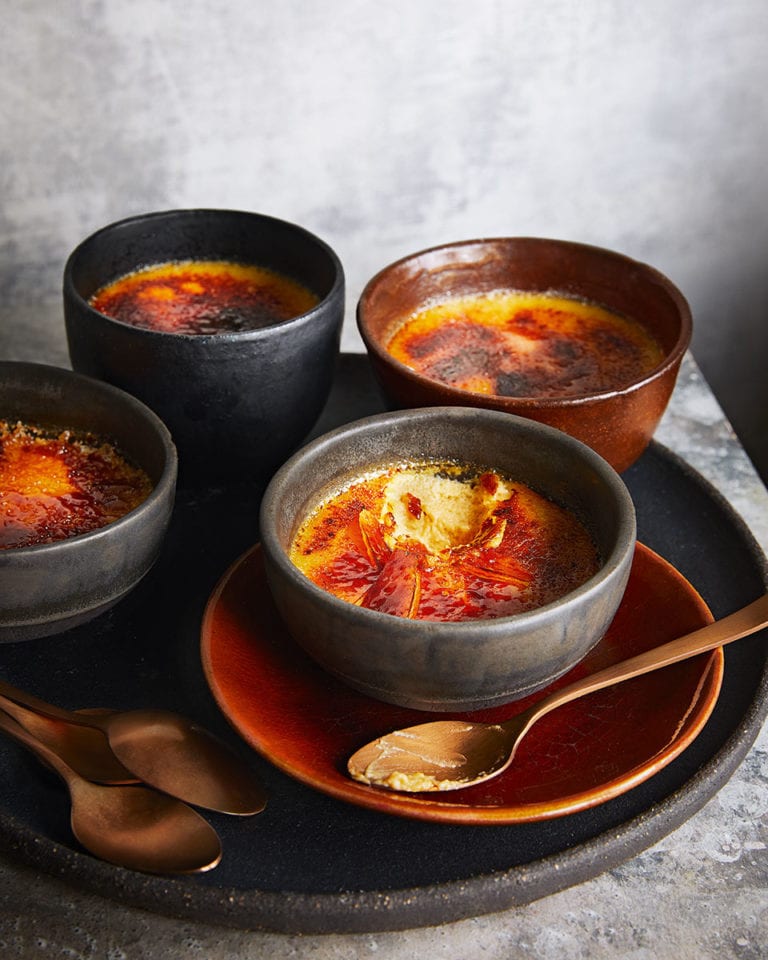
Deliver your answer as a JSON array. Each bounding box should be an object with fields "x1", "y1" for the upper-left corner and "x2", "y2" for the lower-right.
[
  {"x1": 103, "y1": 708, "x2": 268, "y2": 816},
  {"x1": 0, "y1": 710, "x2": 222, "y2": 873},
  {"x1": 68, "y1": 779, "x2": 222, "y2": 874},
  {"x1": 348, "y1": 593, "x2": 768, "y2": 791},
  {"x1": 0, "y1": 680, "x2": 266, "y2": 815}
]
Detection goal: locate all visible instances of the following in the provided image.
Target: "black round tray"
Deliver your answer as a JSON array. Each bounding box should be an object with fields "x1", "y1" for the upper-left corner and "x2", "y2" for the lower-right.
[{"x1": 0, "y1": 354, "x2": 766, "y2": 934}]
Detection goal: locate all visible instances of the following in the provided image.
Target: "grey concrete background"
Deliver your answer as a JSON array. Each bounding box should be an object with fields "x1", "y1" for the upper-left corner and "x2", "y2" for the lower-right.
[{"x1": 1, "y1": 0, "x2": 767, "y2": 478}]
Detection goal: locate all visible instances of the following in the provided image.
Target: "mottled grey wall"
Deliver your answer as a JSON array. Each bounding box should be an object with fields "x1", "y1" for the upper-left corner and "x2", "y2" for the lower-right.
[{"x1": 2, "y1": 0, "x2": 766, "y2": 476}]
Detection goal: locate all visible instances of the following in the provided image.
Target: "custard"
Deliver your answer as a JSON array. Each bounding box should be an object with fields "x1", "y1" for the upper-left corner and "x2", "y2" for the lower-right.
[
  {"x1": 386, "y1": 290, "x2": 664, "y2": 398},
  {"x1": 1, "y1": 421, "x2": 153, "y2": 549},
  {"x1": 90, "y1": 259, "x2": 319, "y2": 335},
  {"x1": 289, "y1": 461, "x2": 600, "y2": 621}
]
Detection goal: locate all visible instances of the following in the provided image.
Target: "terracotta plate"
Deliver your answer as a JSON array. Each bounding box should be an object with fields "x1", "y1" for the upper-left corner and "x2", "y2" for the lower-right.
[{"x1": 201, "y1": 541, "x2": 723, "y2": 825}]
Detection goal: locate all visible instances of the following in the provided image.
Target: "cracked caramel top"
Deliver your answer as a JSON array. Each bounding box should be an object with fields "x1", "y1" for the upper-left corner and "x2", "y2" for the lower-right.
[
  {"x1": 1, "y1": 421, "x2": 153, "y2": 549},
  {"x1": 386, "y1": 290, "x2": 664, "y2": 399},
  {"x1": 89, "y1": 259, "x2": 319, "y2": 335},
  {"x1": 289, "y1": 461, "x2": 600, "y2": 621}
]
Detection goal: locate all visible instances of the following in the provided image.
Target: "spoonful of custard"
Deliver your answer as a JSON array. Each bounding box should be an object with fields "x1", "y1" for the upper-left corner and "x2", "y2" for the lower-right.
[{"x1": 348, "y1": 594, "x2": 768, "y2": 792}]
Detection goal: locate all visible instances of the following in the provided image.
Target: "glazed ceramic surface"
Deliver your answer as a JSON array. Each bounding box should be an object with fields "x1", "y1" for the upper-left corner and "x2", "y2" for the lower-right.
[
  {"x1": 0, "y1": 361, "x2": 177, "y2": 642},
  {"x1": 357, "y1": 237, "x2": 692, "y2": 473},
  {"x1": 259, "y1": 406, "x2": 636, "y2": 710},
  {"x1": 202, "y1": 542, "x2": 722, "y2": 824},
  {"x1": 63, "y1": 208, "x2": 344, "y2": 484}
]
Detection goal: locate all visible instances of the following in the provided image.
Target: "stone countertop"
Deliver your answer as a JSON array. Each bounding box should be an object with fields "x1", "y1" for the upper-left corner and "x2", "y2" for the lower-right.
[{"x1": 0, "y1": 330, "x2": 766, "y2": 959}]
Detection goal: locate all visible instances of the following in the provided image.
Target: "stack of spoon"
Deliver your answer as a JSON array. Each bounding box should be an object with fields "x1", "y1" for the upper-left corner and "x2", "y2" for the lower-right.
[{"x1": 0, "y1": 679, "x2": 267, "y2": 874}]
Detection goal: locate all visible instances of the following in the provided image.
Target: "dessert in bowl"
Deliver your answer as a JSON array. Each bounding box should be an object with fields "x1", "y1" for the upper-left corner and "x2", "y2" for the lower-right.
[
  {"x1": 0, "y1": 361, "x2": 177, "y2": 642},
  {"x1": 259, "y1": 406, "x2": 636, "y2": 711},
  {"x1": 63, "y1": 208, "x2": 345, "y2": 484},
  {"x1": 357, "y1": 237, "x2": 692, "y2": 473}
]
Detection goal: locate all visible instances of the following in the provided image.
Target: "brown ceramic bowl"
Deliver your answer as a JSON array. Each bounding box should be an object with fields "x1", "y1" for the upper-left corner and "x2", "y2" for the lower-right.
[
  {"x1": 357, "y1": 238, "x2": 692, "y2": 473},
  {"x1": 259, "y1": 406, "x2": 636, "y2": 712}
]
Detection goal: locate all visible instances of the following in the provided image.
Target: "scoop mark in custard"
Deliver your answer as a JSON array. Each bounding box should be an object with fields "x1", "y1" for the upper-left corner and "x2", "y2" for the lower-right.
[{"x1": 290, "y1": 462, "x2": 600, "y2": 622}]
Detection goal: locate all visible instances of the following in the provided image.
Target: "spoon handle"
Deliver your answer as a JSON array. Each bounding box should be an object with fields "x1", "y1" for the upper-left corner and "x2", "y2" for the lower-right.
[
  {"x1": 0, "y1": 692, "x2": 68, "y2": 732},
  {"x1": 0, "y1": 678, "x2": 76, "y2": 723},
  {"x1": 517, "y1": 593, "x2": 768, "y2": 729},
  {"x1": 0, "y1": 708, "x2": 76, "y2": 787}
]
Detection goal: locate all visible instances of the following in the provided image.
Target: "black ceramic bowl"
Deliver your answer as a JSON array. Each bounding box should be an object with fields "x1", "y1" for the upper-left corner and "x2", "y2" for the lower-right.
[
  {"x1": 63, "y1": 209, "x2": 345, "y2": 484},
  {"x1": 259, "y1": 407, "x2": 636, "y2": 711},
  {"x1": 0, "y1": 362, "x2": 177, "y2": 643}
]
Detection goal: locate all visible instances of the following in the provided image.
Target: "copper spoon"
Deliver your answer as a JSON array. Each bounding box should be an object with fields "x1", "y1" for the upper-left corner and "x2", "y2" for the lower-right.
[
  {"x1": 0, "y1": 696, "x2": 137, "y2": 783},
  {"x1": 348, "y1": 593, "x2": 768, "y2": 792},
  {"x1": 0, "y1": 679, "x2": 266, "y2": 815},
  {"x1": 0, "y1": 709, "x2": 222, "y2": 873}
]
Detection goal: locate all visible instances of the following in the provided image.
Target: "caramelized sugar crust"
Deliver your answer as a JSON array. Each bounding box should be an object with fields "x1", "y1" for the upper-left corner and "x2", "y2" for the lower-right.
[
  {"x1": 289, "y1": 462, "x2": 600, "y2": 622},
  {"x1": 386, "y1": 291, "x2": 664, "y2": 399},
  {"x1": 90, "y1": 260, "x2": 319, "y2": 335},
  {"x1": 1, "y1": 421, "x2": 153, "y2": 549}
]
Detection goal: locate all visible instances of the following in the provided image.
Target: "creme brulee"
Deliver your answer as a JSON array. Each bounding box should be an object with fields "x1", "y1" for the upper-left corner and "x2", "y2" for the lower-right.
[
  {"x1": 289, "y1": 461, "x2": 600, "y2": 621},
  {"x1": 89, "y1": 259, "x2": 319, "y2": 335},
  {"x1": 386, "y1": 291, "x2": 664, "y2": 398},
  {"x1": 0, "y1": 421, "x2": 153, "y2": 549}
]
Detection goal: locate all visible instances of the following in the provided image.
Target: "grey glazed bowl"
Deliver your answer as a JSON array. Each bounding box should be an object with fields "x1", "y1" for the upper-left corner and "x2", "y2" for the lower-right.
[
  {"x1": 63, "y1": 208, "x2": 345, "y2": 484},
  {"x1": 0, "y1": 362, "x2": 177, "y2": 642},
  {"x1": 259, "y1": 407, "x2": 637, "y2": 711}
]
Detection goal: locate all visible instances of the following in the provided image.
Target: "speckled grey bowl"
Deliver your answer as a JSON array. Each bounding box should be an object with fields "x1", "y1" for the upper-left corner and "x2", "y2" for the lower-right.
[
  {"x1": 0, "y1": 362, "x2": 177, "y2": 643},
  {"x1": 63, "y1": 208, "x2": 344, "y2": 485},
  {"x1": 259, "y1": 407, "x2": 636, "y2": 711}
]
